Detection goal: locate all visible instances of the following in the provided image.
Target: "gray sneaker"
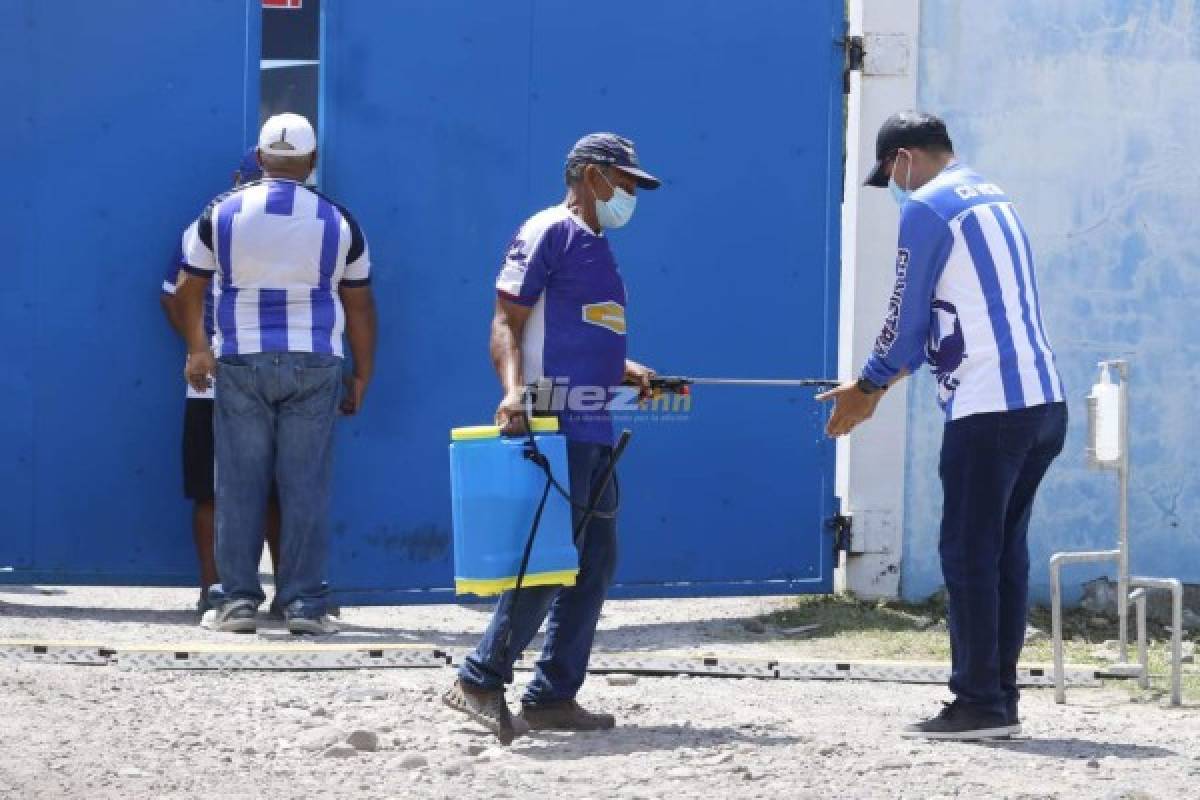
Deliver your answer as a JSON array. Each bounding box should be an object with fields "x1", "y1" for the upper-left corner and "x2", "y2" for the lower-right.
[
  {"x1": 203, "y1": 599, "x2": 258, "y2": 633},
  {"x1": 286, "y1": 614, "x2": 339, "y2": 636},
  {"x1": 270, "y1": 599, "x2": 340, "y2": 620}
]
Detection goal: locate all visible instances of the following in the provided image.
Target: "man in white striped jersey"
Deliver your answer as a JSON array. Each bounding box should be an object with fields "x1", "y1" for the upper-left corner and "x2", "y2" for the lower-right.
[
  {"x1": 819, "y1": 112, "x2": 1066, "y2": 740},
  {"x1": 178, "y1": 113, "x2": 377, "y2": 636}
]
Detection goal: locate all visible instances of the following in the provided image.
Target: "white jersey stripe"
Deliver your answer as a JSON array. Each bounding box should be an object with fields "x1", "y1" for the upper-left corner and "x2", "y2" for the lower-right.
[
  {"x1": 942, "y1": 223, "x2": 1009, "y2": 415},
  {"x1": 975, "y1": 205, "x2": 1048, "y2": 405},
  {"x1": 997, "y1": 202, "x2": 1060, "y2": 403},
  {"x1": 522, "y1": 294, "x2": 547, "y2": 382},
  {"x1": 286, "y1": 288, "x2": 313, "y2": 353},
  {"x1": 234, "y1": 288, "x2": 262, "y2": 355},
  {"x1": 331, "y1": 293, "x2": 346, "y2": 358}
]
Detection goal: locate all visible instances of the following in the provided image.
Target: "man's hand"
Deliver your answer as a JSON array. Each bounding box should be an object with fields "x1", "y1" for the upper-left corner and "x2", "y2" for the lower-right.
[
  {"x1": 624, "y1": 359, "x2": 657, "y2": 401},
  {"x1": 816, "y1": 381, "x2": 884, "y2": 438},
  {"x1": 340, "y1": 374, "x2": 369, "y2": 416},
  {"x1": 185, "y1": 350, "x2": 216, "y2": 394},
  {"x1": 495, "y1": 387, "x2": 529, "y2": 436}
]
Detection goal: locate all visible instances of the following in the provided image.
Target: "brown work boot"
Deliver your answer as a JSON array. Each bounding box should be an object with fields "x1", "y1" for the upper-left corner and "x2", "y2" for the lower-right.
[
  {"x1": 518, "y1": 699, "x2": 616, "y2": 731},
  {"x1": 442, "y1": 679, "x2": 520, "y2": 745}
]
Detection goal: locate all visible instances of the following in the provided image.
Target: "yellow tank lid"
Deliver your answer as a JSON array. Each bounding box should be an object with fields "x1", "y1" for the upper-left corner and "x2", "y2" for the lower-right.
[{"x1": 451, "y1": 417, "x2": 560, "y2": 441}]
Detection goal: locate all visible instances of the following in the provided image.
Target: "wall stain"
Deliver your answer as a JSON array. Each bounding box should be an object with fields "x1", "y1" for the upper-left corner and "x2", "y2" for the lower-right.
[{"x1": 365, "y1": 524, "x2": 451, "y2": 564}]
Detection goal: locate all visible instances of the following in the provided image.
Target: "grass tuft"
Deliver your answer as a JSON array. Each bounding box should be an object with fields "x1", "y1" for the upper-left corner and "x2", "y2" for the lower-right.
[{"x1": 751, "y1": 594, "x2": 1199, "y2": 702}]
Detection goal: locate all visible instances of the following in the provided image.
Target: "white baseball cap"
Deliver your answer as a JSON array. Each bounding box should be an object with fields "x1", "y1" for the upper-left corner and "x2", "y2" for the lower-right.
[{"x1": 258, "y1": 113, "x2": 316, "y2": 157}]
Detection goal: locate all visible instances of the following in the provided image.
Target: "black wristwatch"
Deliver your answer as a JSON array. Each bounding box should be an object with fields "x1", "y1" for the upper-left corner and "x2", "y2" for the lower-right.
[{"x1": 856, "y1": 377, "x2": 886, "y2": 396}]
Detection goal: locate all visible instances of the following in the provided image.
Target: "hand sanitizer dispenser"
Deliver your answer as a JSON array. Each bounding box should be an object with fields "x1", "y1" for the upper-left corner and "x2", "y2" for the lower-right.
[{"x1": 1088, "y1": 362, "x2": 1121, "y2": 465}]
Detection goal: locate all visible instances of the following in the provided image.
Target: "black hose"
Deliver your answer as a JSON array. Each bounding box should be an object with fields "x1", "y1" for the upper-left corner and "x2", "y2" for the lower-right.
[
  {"x1": 570, "y1": 429, "x2": 631, "y2": 548},
  {"x1": 501, "y1": 416, "x2": 631, "y2": 665}
]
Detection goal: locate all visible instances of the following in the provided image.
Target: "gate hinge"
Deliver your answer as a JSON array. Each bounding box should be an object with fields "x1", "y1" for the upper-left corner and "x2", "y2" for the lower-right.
[
  {"x1": 839, "y1": 35, "x2": 865, "y2": 94},
  {"x1": 843, "y1": 35, "x2": 865, "y2": 71},
  {"x1": 826, "y1": 514, "x2": 853, "y2": 553}
]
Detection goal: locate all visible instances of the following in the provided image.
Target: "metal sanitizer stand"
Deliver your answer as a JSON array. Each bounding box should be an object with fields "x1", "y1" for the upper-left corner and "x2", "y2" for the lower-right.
[{"x1": 1050, "y1": 360, "x2": 1183, "y2": 706}]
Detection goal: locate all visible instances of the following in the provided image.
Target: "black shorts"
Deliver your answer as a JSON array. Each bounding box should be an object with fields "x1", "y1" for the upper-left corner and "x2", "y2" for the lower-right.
[{"x1": 182, "y1": 398, "x2": 216, "y2": 502}]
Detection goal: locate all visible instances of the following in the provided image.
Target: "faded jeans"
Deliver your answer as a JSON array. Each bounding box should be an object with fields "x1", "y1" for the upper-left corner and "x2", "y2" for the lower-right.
[{"x1": 210, "y1": 352, "x2": 341, "y2": 618}]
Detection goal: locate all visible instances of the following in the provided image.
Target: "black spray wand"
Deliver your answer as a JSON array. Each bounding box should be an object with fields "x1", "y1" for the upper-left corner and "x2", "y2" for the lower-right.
[{"x1": 641, "y1": 376, "x2": 841, "y2": 395}]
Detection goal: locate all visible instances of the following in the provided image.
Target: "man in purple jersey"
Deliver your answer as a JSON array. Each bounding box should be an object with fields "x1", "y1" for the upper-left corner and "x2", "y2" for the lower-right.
[{"x1": 443, "y1": 133, "x2": 660, "y2": 744}]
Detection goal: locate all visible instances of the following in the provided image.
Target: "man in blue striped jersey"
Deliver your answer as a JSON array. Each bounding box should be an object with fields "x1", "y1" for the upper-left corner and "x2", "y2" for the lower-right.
[
  {"x1": 819, "y1": 112, "x2": 1067, "y2": 740},
  {"x1": 178, "y1": 113, "x2": 377, "y2": 636}
]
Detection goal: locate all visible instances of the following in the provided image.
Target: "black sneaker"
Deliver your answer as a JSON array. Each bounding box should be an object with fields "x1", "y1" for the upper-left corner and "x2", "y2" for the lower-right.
[
  {"x1": 902, "y1": 701, "x2": 1018, "y2": 741},
  {"x1": 1007, "y1": 700, "x2": 1021, "y2": 731}
]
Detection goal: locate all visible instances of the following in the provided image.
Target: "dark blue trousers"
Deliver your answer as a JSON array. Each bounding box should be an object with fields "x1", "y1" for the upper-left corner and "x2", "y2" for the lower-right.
[
  {"x1": 939, "y1": 402, "x2": 1067, "y2": 715},
  {"x1": 459, "y1": 441, "x2": 618, "y2": 706}
]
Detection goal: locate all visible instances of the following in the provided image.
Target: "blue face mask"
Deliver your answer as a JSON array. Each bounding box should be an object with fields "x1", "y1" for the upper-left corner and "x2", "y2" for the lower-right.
[
  {"x1": 888, "y1": 150, "x2": 913, "y2": 207},
  {"x1": 594, "y1": 170, "x2": 637, "y2": 229}
]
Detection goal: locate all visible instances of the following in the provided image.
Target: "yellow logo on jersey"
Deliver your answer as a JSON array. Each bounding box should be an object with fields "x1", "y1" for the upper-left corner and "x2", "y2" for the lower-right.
[{"x1": 582, "y1": 301, "x2": 626, "y2": 335}]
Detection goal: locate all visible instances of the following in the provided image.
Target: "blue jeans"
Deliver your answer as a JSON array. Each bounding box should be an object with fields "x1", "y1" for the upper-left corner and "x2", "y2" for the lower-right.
[
  {"x1": 939, "y1": 402, "x2": 1067, "y2": 715},
  {"x1": 211, "y1": 352, "x2": 341, "y2": 617},
  {"x1": 459, "y1": 441, "x2": 619, "y2": 706}
]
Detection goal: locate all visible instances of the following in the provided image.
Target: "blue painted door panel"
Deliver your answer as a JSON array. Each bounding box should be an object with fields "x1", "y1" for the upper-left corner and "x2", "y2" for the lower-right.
[
  {"x1": 0, "y1": 7, "x2": 36, "y2": 571},
  {"x1": 322, "y1": 0, "x2": 844, "y2": 601},
  {"x1": 2, "y1": 1, "x2": 842, "y2": 599},
  {"x1": 0, "y1": 1, "x2": 259, "y2": 584}
]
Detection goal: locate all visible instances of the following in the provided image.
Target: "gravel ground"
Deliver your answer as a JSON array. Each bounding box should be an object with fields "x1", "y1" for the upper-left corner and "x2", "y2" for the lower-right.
[{"x1": 2, "y1": 586, "x2": 1198, "y2": 799}]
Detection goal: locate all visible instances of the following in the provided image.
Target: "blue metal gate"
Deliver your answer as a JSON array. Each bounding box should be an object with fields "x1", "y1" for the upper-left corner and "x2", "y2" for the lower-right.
[
  {"x1": 0, "y1": 0, "x2": 260, "y2": 584},
  {"x1": 320, "y1": 0, "x2": 845, "y2": 602},
  {"x1": 2, "y1": 0, "x2": 844, "y2": 601}
]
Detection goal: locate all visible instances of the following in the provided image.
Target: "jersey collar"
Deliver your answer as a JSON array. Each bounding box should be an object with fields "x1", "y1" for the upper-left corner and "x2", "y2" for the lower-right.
[{"x1": 563, "y1": 205, "x2": 603, "y2": 237}]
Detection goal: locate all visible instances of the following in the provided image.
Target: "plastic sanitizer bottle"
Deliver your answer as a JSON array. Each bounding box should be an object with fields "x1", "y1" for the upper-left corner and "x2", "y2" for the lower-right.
[{"x1": 1089, "y1": 363, "x2": 1121, "y2": 464}]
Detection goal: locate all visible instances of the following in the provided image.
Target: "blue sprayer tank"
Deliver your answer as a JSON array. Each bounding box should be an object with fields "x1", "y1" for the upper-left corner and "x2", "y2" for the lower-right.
[{"x1": 449, "y1": 417, "x2": 578, "y2": 596}]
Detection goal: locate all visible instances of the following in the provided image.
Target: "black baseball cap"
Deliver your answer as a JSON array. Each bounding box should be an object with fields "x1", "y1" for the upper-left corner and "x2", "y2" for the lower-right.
[
  {"x1": 566, "y1": 132, "x2": 661, "y2": 190},
  {"x1": 864, "y1": 112, "x2": 954, "y2": 188}
]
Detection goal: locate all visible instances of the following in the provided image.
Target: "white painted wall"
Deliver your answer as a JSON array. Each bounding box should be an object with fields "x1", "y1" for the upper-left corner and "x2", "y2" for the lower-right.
[{"x1": 836, "y1": 0, "x2": 920, "y2": 599}]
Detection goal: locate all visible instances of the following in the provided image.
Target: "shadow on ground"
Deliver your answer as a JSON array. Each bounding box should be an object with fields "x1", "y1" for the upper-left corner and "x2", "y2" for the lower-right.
[
  {"x1": 0, "y1": 603, "x2": 201, "y2": 628},
  {"x1": 980, "y1": 737, "x2": 1176, "y2": 760},
  {"x1": 513, "y1": 725, "x2": 808, "y2": 760}
]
